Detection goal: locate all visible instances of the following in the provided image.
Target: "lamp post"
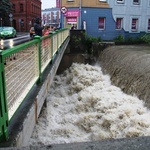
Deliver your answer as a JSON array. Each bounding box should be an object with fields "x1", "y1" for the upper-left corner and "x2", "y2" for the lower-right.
[
  {"x1": 0, "y1": 18, "x2": 2, "y2": 27},
  {"x1": 79, "y1": 0, "x2": 82, "y2": 29},
  {"x1": 9, "y1": 13, "x2": 13, "y2": 27}
]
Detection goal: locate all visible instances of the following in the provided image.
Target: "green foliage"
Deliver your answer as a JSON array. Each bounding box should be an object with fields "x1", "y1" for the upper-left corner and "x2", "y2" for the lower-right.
[
  {"x1": 141, "y1": 34, "x2": 150, "y2": 44},
  {"x1": 83, "y1": 33, "x2": 102, "y2": 54},
  {"x1": 0, "y1": 0, "x2": 12, "y2": 26},
  {"x1": 114, "y1": 34, "x2": 124, "y2": 42},
  {"x1": 125, "y1": 36, "x2": 143, "y2": 43},
  {"x1": 114, "y1": 34, "x2": 147, "y2": 44},
  {"x1": 72, "y1": 35, "x2": 82, "y2": 45}
]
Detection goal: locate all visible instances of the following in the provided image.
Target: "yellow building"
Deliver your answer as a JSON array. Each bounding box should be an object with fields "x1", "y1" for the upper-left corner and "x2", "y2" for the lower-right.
[{"x1": 61, "y1": 0, "x2": 109, "y2": 8}]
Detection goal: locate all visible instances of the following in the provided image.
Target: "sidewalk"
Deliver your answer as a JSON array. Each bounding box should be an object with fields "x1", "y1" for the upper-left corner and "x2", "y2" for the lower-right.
[{"x1": 17, "y1": 32, "x2": 29, "y2": 36}]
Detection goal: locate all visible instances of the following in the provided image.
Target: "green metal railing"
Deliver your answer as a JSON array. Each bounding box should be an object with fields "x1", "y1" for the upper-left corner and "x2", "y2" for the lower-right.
[{"x1": 0, "y1": 28, "x2": 69, "y2": 142}]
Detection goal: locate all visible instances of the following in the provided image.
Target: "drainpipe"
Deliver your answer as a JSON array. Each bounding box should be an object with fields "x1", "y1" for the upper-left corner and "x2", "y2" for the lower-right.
[
  {"x1": 79, "y1": 0, "x2": 82, "y2": 29},
  {"x1": 26, "y1": 0, "x2": 27, "y2": 31}
]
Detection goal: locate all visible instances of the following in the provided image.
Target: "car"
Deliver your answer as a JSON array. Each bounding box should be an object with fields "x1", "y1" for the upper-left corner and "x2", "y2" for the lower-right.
[
  {"x1": 0, "y1": 27, "x2": 3, "y2": 32},
  {"x1": 0, "y1": 27, "x2": 17, "y2": 38}
]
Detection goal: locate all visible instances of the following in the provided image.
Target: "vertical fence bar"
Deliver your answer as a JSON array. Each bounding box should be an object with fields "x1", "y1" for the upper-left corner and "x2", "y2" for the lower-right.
[
  {"x1": 0, "y1": 51, "x2": 9, "y2": 142},
  {"x1": 34, "y1": 36, "x2": 42, "y2": 83},
  {"x1": 51, "y1": 34, "x2": 54, "y2": 61}
]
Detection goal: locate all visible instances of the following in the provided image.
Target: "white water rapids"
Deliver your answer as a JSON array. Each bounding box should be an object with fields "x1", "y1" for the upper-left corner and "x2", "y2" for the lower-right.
[{"x1": 29, "y1": 63, "x2": 150, "y2": 146}]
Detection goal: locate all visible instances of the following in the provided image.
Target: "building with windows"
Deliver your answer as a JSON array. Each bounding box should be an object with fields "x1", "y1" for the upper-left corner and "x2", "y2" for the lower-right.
[
  {"x1": 60, "y1": 0, "x2": 150, "y2": 40},
  {"x1": 41, "y1": 8, "x2": 60, "y2": 28},
  {"x1": 108, "y1": 0, "x2": 150, "y2": 38},
  {"x1": 10, "y1": 0, "x2": 41, "y2": 32}
]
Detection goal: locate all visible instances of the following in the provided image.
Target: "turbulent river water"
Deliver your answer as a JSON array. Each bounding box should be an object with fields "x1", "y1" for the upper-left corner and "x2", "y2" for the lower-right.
[{"x1": 29, "y1": 46, "x2": 150, "y2": 146}]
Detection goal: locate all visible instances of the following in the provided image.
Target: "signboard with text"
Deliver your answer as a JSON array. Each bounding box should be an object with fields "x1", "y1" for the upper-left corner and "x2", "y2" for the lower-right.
[
  {"x1": 64, "y1": 10, "x2": 80, "y2": 17},
  {"x1": 66, "y1": 17, "x2": 77, "y2": 23}
]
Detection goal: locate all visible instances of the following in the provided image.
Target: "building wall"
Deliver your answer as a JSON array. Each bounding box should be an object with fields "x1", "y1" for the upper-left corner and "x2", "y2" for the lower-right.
[
  {"x1": 61, "y1": 0, "x2": 150, "y2": 40},
  {"x1": 61, "y1": 0, "x2": 109, "y2": 8},
  {"x1": 41, "y1": 8, "x2": 60, "y2": 28},
  {"x1": 61, "y1": 7, "x2": 123, "y2": 40},
  {"x1": 10, "y1": 0, "x2": 41, "y2": 32},
  {"x1": 108, "y1": 0, "x2": 150, "y2": 33},
  {"x1": 81, "y1": 7, "x2": 124, "y2": 40}
]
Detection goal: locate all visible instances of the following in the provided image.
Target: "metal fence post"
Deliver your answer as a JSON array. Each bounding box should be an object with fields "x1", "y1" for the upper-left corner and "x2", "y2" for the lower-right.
[
  {"x1": 34, "y1": 36, "x2": 42, "y2": 84},
  {"x1": 0, "y1": 50, "x2": 9, "y2": 142}
]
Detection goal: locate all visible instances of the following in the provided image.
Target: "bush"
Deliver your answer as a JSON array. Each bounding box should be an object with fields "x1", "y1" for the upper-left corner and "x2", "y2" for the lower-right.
[
  {"x1": 141, "y1": 34, "x2": 150, "y2": 44},
  {"x1": 114, "y1": 34, "x2": 124, "y2": 42},
  {"x1": 84, "y1": 33, "x2": 102, "y2": 54}
]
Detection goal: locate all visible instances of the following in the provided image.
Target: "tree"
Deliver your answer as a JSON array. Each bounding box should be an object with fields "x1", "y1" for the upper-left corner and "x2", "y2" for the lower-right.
[{"x1": 0, "y1": 0, "x2": 12, "y2": 26}]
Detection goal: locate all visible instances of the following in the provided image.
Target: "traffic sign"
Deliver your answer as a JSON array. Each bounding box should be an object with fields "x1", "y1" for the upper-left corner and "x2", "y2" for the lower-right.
[
  {"x1": 61, "y1": 6, "x2": 68, "y2": 14},
  {"x1": 9, "y1": 13, "x2": 13, "y2": 18},
  {"x1": 9, "y1": 18, "x2": 13, "y2": 21}
]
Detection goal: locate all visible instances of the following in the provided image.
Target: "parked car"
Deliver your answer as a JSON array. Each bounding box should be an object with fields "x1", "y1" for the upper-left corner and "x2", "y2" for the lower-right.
[
  {"x1": 0, "y1": 27, "x2": 17, "y2": 38},
  {"x1": 0, "y1": 27, "x2": 3, "y2": 32}
]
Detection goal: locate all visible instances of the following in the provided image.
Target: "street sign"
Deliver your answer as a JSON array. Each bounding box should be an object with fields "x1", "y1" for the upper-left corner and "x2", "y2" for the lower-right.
[
  {"x1": 61, "y1": 6, "x2": 68, "y2": 14},
  {"x1": 9, "y1": 13, "x2": 13, "y2": 18},
  {"x1": 9, "y1": 18, "x2": 13, "y2": 21}
]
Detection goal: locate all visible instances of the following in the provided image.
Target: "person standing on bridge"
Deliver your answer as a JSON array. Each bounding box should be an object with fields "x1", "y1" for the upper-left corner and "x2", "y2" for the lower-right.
[
  {"x1": 42, "y1": 25, "x2": 50, "y2": 36},
  {"x1": 34, "y1": 17, "x2": 44, "y2": 36}
]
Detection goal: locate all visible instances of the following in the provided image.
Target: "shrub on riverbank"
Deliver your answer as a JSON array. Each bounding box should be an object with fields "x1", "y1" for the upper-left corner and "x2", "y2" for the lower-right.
[
  {"x1": 114, "y1": 34, "x2": 150, "y2": 45},
  {"x1": 141, "y1": 34, "x2": 150, "y2": 44}
]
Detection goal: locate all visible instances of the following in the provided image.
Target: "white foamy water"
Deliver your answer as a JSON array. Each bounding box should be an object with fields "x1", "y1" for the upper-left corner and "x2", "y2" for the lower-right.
[{"x1": 29, "y1": 63, "x2": 150, "y2": 146}]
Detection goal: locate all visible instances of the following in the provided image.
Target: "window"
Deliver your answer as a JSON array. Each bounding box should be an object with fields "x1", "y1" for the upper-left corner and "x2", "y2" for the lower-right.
[
  {"x1": 99, "y1": 0, "x2": 107, "y2": 2},
  {"x1": 12, "y1": 4, "x2": 15, "y2": 13},
  {"x1": 148, "y1": 19, "x2": 150, "y2": 31},
  {"x1": 133, "y1": 0, "x2": 140, "y2": 5},
  {"x1": 117, "y1": 0, "x2": 124, "y2": 4},
  {"x1": 20, "y1": 3, "x2": 24, "y2": 12},
  {"x1": 98, "y1": 17, "x2": 105, "y2": 30},
  {"x1": 116, "y1": 18, "x2": 123, "y2": 30},
  {"x1": 131, "y1": 18, "x2": 138, "y2": 31}
]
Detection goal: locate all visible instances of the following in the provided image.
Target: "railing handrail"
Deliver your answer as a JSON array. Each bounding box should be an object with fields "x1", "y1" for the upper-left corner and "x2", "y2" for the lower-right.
[{"x1": 0, "y1": 28, "x2": 70, "y2": 142}]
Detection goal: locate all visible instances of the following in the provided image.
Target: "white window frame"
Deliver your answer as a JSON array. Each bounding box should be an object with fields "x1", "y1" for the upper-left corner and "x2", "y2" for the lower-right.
[
  {"x1": 116, "y1": 0, "x2": 125, "y2": 4},
  {"x1": 98, "y1": 17, "x2": 105, "y2": 30},
  {"x1": 131, "y1": 18, "x2": 138, "y2": 32},
  {"x1": 99, "y1": 0, "x2": 107, "y2": 2},
  {"x1": 148, "y1": 19, "x2": 150, "y2": 32},
  {"x1": 116, "y1": 18, "x2": 123, "y2": 30},
  {"x1": 133, "y1": 0, "x2": 140, "y2": 5}
]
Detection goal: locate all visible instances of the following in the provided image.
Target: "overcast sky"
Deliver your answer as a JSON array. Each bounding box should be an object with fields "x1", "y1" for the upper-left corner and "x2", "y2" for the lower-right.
[{"x1": 42, "y1": 0, "x2": 56, "y2": 9}]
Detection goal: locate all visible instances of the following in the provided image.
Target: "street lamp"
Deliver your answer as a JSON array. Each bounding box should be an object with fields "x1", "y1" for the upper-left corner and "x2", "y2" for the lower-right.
[
  {"x1": 79, "y1": 0, "x2": 82, "y2": 29},
  {"x1": 0, "y1": 18, "x2": 2, "y2": 27}
]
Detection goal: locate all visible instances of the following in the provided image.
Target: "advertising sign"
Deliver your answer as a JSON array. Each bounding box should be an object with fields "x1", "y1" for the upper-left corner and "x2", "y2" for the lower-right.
[
  {"x1": 66, "y1": 17, "x2": 77, "y2": 23},
  {"x1": 64, "y1": 10, "x2": 80, "y2": 17}
]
